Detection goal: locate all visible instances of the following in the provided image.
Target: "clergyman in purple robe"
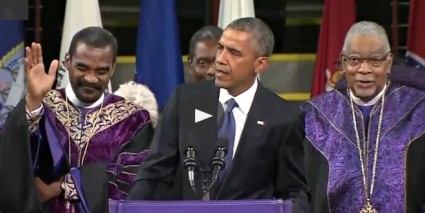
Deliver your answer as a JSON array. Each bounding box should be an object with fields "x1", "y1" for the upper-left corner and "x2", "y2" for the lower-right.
[{"x1": 0, "y1": 27, "x2": 154, "y2": 213}]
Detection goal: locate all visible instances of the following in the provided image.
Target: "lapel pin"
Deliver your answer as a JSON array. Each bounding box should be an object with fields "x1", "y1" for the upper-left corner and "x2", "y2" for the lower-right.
[{"x1": 257, "y1": 120, "x2": 265, "y2": 126}]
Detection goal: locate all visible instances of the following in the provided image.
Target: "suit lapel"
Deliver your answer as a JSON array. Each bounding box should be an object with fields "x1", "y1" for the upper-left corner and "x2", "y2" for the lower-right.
[{"x1": 215, "y1": 83, "x2": 268, "y2": 198}]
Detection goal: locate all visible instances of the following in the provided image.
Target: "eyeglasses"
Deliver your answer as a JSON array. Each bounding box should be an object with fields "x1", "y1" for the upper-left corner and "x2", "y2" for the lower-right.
[{"x1": 342, "y1": 51, "x2": 391, "y2": 67}]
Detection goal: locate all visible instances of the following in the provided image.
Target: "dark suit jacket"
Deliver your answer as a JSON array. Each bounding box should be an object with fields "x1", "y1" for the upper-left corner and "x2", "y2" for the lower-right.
[{"x1": 128, "y1": 80, "x2": 309, "y2": 211}]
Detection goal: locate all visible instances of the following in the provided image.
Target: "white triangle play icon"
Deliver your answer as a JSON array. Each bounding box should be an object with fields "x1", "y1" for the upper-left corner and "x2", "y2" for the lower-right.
[{"x1": 195, "y1": 109, "x2": 212, "y2": 123}]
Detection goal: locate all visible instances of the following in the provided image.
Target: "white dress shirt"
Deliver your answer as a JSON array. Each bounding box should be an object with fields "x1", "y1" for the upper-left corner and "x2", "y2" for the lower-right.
[{"x1": 218, "y1": 79, "x2": 258, "y2": 158}]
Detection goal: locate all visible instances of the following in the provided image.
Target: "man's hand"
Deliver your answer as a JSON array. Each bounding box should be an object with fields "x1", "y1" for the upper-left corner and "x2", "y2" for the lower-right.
[
  {"x1": 24, "y1": 42, "x2": 59, "y2": 111},
  {"x1": 35, "y1": 177, "x2": 63, "y2": 203}
]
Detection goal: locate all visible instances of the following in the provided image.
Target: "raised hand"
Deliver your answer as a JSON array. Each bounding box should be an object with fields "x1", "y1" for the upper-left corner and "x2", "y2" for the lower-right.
[{"x1": 24, "y1": 42, "x2": 59, "y2": 111}]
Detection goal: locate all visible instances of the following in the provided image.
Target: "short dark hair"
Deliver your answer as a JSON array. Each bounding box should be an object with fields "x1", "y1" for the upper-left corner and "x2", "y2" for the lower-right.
[
  {"x1": 68, "y1": 27, "x2": 118, "y2": 62},
  {"x1": 188, "y1": 25, "x2": 223, "y2": 59},
  {"x1": 226, "y1": 17, "x2": 274, "y2": 57}
]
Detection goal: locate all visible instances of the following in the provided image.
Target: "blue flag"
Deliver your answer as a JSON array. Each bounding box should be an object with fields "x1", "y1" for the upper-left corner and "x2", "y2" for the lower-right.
[
  {"x1": 135, "y1": 0, "x2": 185, "y2": 107},
  {"x1": 0, "y1": 21, "x2": 25, "y2": 130}
]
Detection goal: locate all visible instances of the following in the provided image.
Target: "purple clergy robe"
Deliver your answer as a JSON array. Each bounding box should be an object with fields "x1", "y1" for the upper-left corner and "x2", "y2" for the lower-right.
[
  {"x1": 302, "y1": 84, "x2": 425, "y2": 212},
  {"x1": 1, "y1": 89, "x2": 153, "y2": 213}
]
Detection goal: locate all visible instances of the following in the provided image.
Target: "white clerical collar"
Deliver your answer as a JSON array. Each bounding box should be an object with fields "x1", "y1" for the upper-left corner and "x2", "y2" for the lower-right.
[
  {"x1": 219, "y1": 79, "x2": 258, "y2": 115},
  {"x1": 65, "y1": 84, "x2": 105, "y2": 108},
  {"x1": 349, "y1": 84, "x2": 387, "y2": 106}
]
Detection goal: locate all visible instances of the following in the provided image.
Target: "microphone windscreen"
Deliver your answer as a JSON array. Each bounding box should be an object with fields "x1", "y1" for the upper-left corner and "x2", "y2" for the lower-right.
[
  {"x1": 216, "y1": 137, "x2": 229, "y2": 153},
  {"x1": 185, "y1": 146, "x2": 196, "y2": 157}
]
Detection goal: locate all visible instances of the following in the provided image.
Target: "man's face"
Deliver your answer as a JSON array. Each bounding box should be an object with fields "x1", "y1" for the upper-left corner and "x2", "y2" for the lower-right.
[
  {"x1": 342, "y1": 35, "x2": 392, "y2": 101},
  {"x1": 66, "y1": 43, "x2": 115, "y2": 103},
  {"x1": 189, "y1": 40, "x2": 219, "y2": 81},
  {"x1": 215, "y1": 29, "x2": 268, "y2": 96}
]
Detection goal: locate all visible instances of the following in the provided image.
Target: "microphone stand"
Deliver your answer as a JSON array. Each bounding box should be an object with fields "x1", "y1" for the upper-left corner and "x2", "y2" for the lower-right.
[
  {"x1": 184, "y1": 143, "x2": 227, "y2": 200},
  {"x1": 200, "y1": 168, "x2": 211, "y2": 201},
  {"x1": 201, "y1": 146, "x2": 227, "y2": 200},
  {"x1": 183, "y1": 147, "x2": 198, "y2": 194}
]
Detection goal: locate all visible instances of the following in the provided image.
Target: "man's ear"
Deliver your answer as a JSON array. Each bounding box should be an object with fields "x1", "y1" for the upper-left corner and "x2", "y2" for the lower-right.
[
  {"x1": 65, "y1": 53, "x2": 70, "y2": 63},
  {"x1": 111, "y1": 63, "x2": 116, "y2": 76},
  {"x1": 188, "y1": 56, "x2": 193, "y2": 68},
  {"x1": 387, "y1": 52, "x2": 393, "y2": 74},
  {"x1": 254, "y1": 56, "x2": 270, "y2": 74},
  {"x1": 64, "y1": 53, "x2": 71, "y2": 70}
]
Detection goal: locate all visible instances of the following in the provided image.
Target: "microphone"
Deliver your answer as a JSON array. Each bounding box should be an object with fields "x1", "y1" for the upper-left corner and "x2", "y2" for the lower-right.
[
  {"x1": 183, "y1": 146, "x2": 198, "y2": 192},
  {"x1": 209, "y1": 138, "x2": 229, "y2": 190}
]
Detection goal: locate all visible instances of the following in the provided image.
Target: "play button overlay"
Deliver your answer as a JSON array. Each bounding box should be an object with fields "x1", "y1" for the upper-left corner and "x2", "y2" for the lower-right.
[
  {"x1": 195, "y1": 109, "x2": 212, "y2": 123},
  {"x1": 181, "y1": 92, "x2": 224, "y2": 136}
]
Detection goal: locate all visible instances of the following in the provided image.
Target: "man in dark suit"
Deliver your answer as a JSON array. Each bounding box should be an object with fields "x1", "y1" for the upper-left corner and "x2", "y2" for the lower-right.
[{"x1": 128, "y1": 17, "x2": 309, "y2": 211}]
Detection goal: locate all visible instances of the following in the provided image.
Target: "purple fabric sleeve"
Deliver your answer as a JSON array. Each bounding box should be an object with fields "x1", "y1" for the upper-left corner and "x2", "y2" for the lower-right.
[
  {"x1": 106, "y1": 150, "x2": 150, "y2": 199},
  {"x1": 69, "y1": 167, "x2": 89, "y2": 213},
  {"x1": 44, "y1": 118, "x2": 64, "y2": 167},
  {"x1": 30, "y1": 118, "x2": 68, "y2": 181}
]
